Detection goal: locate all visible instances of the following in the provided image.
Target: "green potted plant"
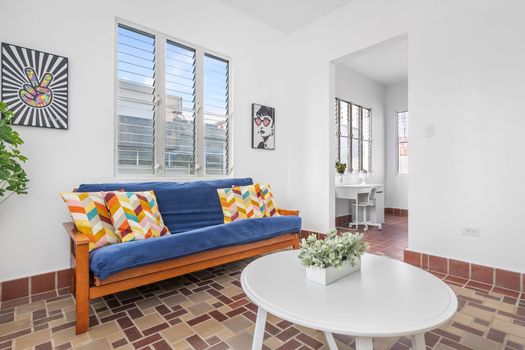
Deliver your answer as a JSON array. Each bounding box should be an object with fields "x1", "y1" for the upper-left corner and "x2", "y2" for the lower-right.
[
  {"x1": 298, "y1": 230, "x2": 368, "y2": 285},
  {"x1": 0, "y1": 102, "x2": 29, "y2": 205},
  {"x1": 335, "y1": 161, "x2": 346, "y2": 184}
]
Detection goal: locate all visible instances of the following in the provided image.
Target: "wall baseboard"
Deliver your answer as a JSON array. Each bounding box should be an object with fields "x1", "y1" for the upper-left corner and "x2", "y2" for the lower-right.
[
  {"x1": 335, "y1": 214, "x2": 352, "y2": 227},
  {"x1": 404, "y1": 249, "x2": 524, "y2": 293},
  {"x1": 1, "y1": 269, "x2": 71, "y2": 303},
  {"x1": 300, "y1": 229, "x2": 327, "y2": 240},
  {"x1": 385, "y1": 207, "x2": 408, "y2": 217}
]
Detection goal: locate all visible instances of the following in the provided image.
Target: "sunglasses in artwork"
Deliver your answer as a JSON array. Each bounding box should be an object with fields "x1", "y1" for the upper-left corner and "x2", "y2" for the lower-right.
[{"x1": 254, "y1": 117, "x2": 271, "y2": 126}]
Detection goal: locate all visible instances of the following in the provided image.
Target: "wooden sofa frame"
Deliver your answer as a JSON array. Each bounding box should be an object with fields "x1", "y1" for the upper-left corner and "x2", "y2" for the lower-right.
[{"x1": 65, "y1": 208, "x2": 301, "y2": 334}]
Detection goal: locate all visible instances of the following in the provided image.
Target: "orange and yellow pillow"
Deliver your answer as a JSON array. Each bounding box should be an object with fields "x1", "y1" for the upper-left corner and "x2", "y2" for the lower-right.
[
  {"x1": 61, "y1": 192, "x2": 120, "y2": 252},
  {"x1": 62, "y1": 190, "x2": 170, "y2": 250},
  {"x1": 104, "y1": 191, "x2": 170, "y2": 242},
  {"x1": 217, "y1": 183, "x2": 279, "y2": 223},
  {"x1": 217, "y1": 184, "x2": 265, "y2": 223}
]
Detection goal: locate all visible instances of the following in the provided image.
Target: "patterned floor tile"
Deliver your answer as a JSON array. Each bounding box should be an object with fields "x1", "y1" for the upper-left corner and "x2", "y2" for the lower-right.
[{"x1": 1, "y1": 215, "x2": 525, "y2": 349}]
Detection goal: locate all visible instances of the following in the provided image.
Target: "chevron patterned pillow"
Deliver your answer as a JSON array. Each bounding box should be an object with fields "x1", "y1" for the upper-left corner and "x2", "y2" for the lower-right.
[
  {"x1": 104, "y1": 191, "x2": 170, "y2": 243},
  {"x1": 260, "y1": 184, "x2": 279, "y2": 217},
  {"x1": 217, "y1": 184, "x2": 265, "y2": 223},
  {"x1": 61, "y1": 192, "x2": 120, "y2": 251}
]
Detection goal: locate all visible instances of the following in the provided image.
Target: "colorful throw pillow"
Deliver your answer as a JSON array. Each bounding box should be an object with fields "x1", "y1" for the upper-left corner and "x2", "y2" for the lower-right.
[
  {"x1": 61, "y1": 192, "x2": 120, "y2": 252},
  {"x1": 217, "y1": 187, "x2": 239, "y2": 223},
  {"x1": 217, "y1": 184, "x2": 265, "y2": 223},
  {"x1": 234, "y1": 183, "x2": 266, "y2": 219},
  {"x1": 260, "y1": 184, "x2": 279, "y2": 217},
  {"x1": 104, "y1": 191, "x2": 170, "y2": 242}
]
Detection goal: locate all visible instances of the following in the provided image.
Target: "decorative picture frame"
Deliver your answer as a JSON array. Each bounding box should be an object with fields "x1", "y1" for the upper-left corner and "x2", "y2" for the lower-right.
[
  {"x1": 251, "y1": 103, "x2": 275, "y2": 150},
  {"x1": 1, "y1": 43, "x2": 69, "y2": 129}
]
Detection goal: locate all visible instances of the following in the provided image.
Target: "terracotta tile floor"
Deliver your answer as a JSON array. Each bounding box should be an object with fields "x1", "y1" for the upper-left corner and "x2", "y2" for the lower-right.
[
  {"x1": 1, "y1": 215, "x2": 525, "y2": 349},
  {"x1": 337, "y1": 214, "x2": 409, "y2": 261}
]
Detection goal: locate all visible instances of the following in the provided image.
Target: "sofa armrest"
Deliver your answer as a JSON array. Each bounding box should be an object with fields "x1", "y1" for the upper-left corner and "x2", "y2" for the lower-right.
[
  {"x1": 63, "y1": 222, "x2": 90, "y2": 246},
  {"x1": 63, "y1": 222, "x2": 90, "y2": 334},
  {"x1": 278, "y1": 208, "x2": 300, "y2": 216}
]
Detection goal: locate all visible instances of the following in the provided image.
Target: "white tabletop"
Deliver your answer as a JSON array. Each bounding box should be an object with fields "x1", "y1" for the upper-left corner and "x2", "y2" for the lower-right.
[{"x1": 241, "y1": 251, "x2": 457, "y2": 338}]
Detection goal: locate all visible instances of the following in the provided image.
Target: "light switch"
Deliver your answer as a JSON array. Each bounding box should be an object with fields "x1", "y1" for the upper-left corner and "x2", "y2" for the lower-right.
[{"x1": 425, "y1": 124, "x2": 436, "y2": 138}]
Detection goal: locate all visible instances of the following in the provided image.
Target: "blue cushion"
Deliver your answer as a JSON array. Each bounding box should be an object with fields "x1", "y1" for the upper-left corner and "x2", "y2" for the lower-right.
[
  {"x1": 77, "y1": 178, "x2": 253, "y2": 233},
  {"x1": 90, "y1": 215, "x2": 302, "y2": 281}
]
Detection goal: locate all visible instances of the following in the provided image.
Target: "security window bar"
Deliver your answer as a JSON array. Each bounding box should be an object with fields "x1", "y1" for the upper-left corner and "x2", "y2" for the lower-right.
[
  {"x1": 335, "y1": 98, "x2": 372, "y2": 173},
  {"x1": 397, "y1": 111, "x2": 408, "y2": 174},
  {"x1": 116, "y1": 22, "x2": 231, "y2": 176}
]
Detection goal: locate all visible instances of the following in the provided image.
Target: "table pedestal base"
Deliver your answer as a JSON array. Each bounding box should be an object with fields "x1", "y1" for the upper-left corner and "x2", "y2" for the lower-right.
[{"x1": 250, "y1": 307, "x2": 427, "y2": 350}]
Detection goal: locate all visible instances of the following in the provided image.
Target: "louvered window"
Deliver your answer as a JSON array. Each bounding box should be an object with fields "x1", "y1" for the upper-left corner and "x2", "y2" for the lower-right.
[
  {"x1": 203, "y1": 54, "x2": 229, "y2": 175},
  {"x1": 116, "y1": 25, "x2": 156, "y2": 175},
  {"x1": 397, "y1": 111, "x2": 408, "y2": 174},
  {"x1": 116, "y1": 21, "x2": 231, "y2": 177},
  {"x1": 165, "y1": 41, "x2": 196, "y2": 175},
  {"x1": 335, "y1": 98, "x2": 372, "y2": 173}
]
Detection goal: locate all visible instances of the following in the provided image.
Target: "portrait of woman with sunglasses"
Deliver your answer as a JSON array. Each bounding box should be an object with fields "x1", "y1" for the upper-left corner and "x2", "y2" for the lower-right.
[{"x1": 252, "y1": 104, "x2": 275, "y2": 150}]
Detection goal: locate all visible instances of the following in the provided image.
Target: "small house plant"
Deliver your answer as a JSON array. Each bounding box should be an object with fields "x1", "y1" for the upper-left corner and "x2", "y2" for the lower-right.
[
  {"x1": 335, "y1": 161, "x2": 346, "y2": 184},
  {"x1": 298, "y1": 230, "x2": 368, "y2": 285},
  {"x1": 0, "y1": 102, "x2": 29, "y2": 205}
]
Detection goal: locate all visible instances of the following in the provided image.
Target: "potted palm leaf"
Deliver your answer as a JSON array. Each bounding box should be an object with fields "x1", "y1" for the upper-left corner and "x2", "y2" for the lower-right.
[{"x1": 0, "y1": 102, "x2": 29, "y2": 205}]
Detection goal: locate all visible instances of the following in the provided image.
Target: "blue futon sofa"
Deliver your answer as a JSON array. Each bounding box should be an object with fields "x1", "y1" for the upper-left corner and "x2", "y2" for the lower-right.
[{"x1": 65, "y1": 178, "x2": 301, "y2": 334}]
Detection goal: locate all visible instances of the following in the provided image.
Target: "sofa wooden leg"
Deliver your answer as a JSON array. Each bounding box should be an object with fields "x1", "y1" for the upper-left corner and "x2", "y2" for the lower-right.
[
  {"x1": 74, "y1": 242, "x2": 90, "y2": 334},
  {"x1": 293, "y1": 233, "x2": 301, "y2": 249}
]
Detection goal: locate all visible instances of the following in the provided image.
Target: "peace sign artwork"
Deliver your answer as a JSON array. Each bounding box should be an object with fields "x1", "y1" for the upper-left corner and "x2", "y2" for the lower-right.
[{"x1": 1, "y1": 43, "x2": 68, "y2": 129}]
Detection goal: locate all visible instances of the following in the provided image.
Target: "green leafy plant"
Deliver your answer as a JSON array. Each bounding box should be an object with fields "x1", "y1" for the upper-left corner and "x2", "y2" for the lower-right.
[
  {"x1": 0, "y1": 102, "x2": 28, "y2": 205},
  {"x1": 335, "y1": 161, "x2": 346, "y2": 175},
  {"x1": 298, "y1": 230, "x2": 368, "y2": 269}
]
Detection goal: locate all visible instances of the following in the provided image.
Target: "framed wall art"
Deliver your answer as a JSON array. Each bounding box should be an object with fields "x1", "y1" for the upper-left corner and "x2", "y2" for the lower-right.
[
  {"x1": 1, "y1": 43, "x2": 68, "y2": 129},
  {"x1": 252, "y1": 103, "x2": 275, "y2": 150}
]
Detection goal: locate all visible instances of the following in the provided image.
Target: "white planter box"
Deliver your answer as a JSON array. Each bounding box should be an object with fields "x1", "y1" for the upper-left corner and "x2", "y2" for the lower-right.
[{"x1": 306, "y1": 259, "x2": 361, "y2": 285}]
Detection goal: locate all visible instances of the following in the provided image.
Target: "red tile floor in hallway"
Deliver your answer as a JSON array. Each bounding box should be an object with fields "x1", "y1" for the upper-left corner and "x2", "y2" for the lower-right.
[{"x1": 337, "y1": 214, "x2": 408, "y2": 261}]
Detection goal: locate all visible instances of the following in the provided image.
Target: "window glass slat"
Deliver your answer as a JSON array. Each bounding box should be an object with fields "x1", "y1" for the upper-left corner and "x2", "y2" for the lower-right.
[
  {"x1": 117, "y1": 25, "x2": 156, "y2": 175},
  {"x1": 165, "y1": 41, "x2": 197, "y2": 175}
]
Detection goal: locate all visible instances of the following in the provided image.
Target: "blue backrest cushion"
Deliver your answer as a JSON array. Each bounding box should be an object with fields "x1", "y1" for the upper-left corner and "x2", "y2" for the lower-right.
[{"x1": 76, "y1": 178, "x2": 253, "y2": 233}]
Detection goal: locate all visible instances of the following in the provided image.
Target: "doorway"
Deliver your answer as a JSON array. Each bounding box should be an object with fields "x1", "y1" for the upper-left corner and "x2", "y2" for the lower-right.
[{"x1": 331, "y1": 35, "x2": 408, "y2": 260}]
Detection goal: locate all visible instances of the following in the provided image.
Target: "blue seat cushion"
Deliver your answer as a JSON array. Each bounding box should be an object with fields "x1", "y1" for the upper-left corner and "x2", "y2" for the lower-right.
[
  {"x1": 90, "y1": 215, "x2": 302, "y2": 281},
  {"x1": 76, "y1": 178, "x2": 253, "y2": 233}
]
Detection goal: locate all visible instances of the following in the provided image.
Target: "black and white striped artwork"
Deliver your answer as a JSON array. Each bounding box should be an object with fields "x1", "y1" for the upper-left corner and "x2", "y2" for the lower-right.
[{"x1": 1, "y1": 43, "x2": 68, "y2": 129}]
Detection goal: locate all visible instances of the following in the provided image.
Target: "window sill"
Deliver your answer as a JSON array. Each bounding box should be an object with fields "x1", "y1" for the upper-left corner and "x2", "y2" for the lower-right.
[{"x1": 113, "y1": 173, "x2": 234, "y2": 182}]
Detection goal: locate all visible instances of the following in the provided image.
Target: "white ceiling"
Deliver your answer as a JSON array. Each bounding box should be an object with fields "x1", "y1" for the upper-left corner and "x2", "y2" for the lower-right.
[
  {"x1": 220, "y1": 0, "x2": 354, "y2": 33},
  {"x1": 338, "y1": 38, "x2": 408, "y2": 85}
]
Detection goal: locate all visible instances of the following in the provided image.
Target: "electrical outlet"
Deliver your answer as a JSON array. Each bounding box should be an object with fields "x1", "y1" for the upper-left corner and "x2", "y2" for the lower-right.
[
  {"x1": 425, "y1": 124, "x2": 436, "y2": 137},
  {"x1": 461, "y1": 226, "x2": 480, "y2": 237}
]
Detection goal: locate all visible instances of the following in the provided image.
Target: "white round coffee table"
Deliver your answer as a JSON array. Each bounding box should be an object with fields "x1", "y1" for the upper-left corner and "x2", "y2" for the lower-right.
[{"x1": 241, "y1": 251, "x2": 457, "y2": 350}]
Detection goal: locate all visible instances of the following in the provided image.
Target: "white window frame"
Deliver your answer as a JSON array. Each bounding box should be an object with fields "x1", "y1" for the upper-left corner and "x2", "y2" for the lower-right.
[
  {"x1": 114, "y1": 18, "x2": 234, "y2": 178},
  {"x1": 396, "y1": 110, "x2": 408, "y2": 175},
  {"x1": 335, "y1": 98, "x2": 372, "y2": 173}
]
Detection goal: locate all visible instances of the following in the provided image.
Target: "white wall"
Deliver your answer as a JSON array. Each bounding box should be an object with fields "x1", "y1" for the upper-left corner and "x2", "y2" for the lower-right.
[
  {"x1": 408, "y1": 0, "x2": 525, "y2": 272},
  {"x1": 282, "y1": 0, "x2": 408, "y2": 234},
  {"x1": 334, "y1": 65, "x2": 386, "y2": 217},
  {"x1": 0, "y1": 0, "x2": 291, "y2": 281},
  {"x1": 385, "y1": 82, "x2": 408, "y2": 209},
  {"x1": 3, "y1": 0, "x2": 525, "y2": 280},
  {"x1": 285, "y1": 0, "x2": 525, "y2": 272}
]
